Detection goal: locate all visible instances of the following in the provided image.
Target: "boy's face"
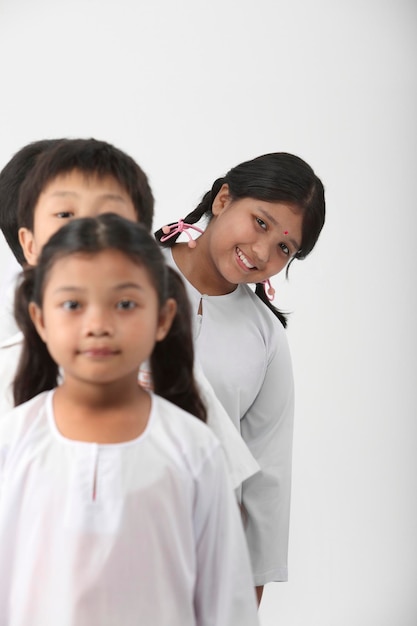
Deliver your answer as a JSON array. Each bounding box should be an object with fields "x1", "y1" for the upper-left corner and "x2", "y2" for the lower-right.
[{"x1": 19, "y1": 169, "x2": 138, "y2": 265}]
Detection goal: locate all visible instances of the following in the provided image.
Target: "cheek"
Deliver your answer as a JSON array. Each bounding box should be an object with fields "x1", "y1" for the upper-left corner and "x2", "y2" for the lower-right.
[
  {"x1": 210, "y1": 227, "x2": 235, "y2": 259},
  {"x1": 34, "y1": 228, "x2": 60, "y2": 255},
  {"x1": 131, "y1": 320, "x2": 159, "y2": 343},
  {"x1": 33, "y1": 212, "x2": 51, "y2": 241},
  {"x1": 44, "y1": 332, "x2": 71, "y2": 355},
  {"x1": 271, "y1": 256, "x2": 289, "y2": 276},
  {"x1": 41, "y1": 316, "x2": 75, "y2": 348}
]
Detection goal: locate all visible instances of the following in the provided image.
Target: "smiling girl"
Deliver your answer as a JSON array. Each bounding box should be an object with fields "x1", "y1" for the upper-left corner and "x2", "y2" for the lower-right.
[{"x1": 155, "y1": 152, "x2": 326, "y2": 603}]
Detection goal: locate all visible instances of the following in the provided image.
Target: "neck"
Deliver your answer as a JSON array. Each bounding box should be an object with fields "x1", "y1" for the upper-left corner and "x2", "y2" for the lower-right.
[
  {"x1": 52, "y1": 375, "x2": 151, "y2": 443},
  {"x1": 171, "y1": 239, "x2": 236, "y2": 296}
]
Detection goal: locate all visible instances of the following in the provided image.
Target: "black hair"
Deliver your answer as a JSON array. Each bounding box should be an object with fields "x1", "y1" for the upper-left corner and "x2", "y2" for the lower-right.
[
  {"x1": 13, "y1": 213, "x2": 206, "y2": 422},
  {"x1": 151, "y1": 266, "x2": 206, "y2": 421},
  {"x1": 18, "y1": 138, "x2": 154, "y2": 234},
  {"x1": 155, "y1": 152, "x2": 326, "y2": 327},
  {"x1": 0, "y1": 139, "x2": 63, "y2": 265}
]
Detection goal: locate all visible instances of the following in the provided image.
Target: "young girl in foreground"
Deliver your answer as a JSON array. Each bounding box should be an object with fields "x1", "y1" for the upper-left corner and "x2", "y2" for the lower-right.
[
  {"x1": 0, "y1": 214, "x2": 259, "y2": 626},
  {"x1": 156, "y1": 152, "x2": 326, "y2": 602}
]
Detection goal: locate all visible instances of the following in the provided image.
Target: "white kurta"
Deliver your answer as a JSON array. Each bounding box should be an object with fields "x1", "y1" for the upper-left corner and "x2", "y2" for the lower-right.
[
  {"x1": 0, "y1": 390, "x2": 259, "y2": 626},
  {"x1": 163, "y1": 248, "x2": 295, "y2": 585},
  {"x1": 0, "y1": 279, "x2": 259, "y2": 489}
]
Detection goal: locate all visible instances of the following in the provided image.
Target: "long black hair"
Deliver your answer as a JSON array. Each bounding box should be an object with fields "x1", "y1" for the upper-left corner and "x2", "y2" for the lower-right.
[
  {"x1": 13, "y1": 213, "x2": 206, "y2": 422},
  {"x1": 155, "y1": 152, "x2": 325, "y2": 327}
]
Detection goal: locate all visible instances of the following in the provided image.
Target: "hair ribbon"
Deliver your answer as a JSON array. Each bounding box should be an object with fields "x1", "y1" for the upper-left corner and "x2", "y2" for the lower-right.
[
  {"x1": 262, "y1": 279, "x2": 275, "y2": 301},
  {"x1": 160, "y1": 219, "x2": 204, "y2": 249}
]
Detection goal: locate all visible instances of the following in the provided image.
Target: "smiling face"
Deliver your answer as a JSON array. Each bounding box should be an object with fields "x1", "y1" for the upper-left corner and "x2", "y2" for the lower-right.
[
  {"x1": 29, "y1": 249, "x2": 176, "y2": 389},
  {"x1": 19, "y1": 170, "x2": 138, "y2": 265},
  {"x1": 201, "y1": 184, "x2": 303, "y2": 293}
]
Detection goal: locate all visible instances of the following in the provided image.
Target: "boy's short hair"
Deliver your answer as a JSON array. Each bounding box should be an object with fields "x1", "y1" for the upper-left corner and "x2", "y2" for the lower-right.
[
  {"x1": 18, "y1": 138, "x2": 154, "y2": 234},
  {"x1": 0, "y1": 139, "x2": 61, "y2": 265}
]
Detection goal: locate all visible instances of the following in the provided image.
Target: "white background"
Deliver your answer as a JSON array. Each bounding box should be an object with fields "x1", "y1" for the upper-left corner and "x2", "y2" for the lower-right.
[{"x1": 0, "y1": 1, "x2": 416, "y2": 624}]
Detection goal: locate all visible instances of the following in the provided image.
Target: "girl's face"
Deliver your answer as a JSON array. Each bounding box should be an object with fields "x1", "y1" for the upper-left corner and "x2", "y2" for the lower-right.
[
  {"x1": 30, "y1": 249, "x2": 176, "y2": 388},
  {"x1": 204, "y1": 184, "x2": 303, "y2": 292}
]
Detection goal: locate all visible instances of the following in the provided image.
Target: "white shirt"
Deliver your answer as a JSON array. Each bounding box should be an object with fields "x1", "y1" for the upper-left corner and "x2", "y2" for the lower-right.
[
  {"x1": 0, "y1": 390, "x2": 259, "y2": 626},
  {"x1": 0, "y1": 332, "x2": 21, "y2": 416},
  {"x1": 0, "y1": 282, "x2": 259, "y2": 490},
  {"x1": 164, "y1": 248, "x2": 295, "y2": 585},
  {"x1": 0, "y1": 256, "x2": 20, "y2": 343},
  {"x1": 0, "y1": 272, "x2": 21, "y2": 415}
]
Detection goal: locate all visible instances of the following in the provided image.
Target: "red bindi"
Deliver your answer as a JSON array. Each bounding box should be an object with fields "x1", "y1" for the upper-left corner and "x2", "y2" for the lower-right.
[{"x1": 284, "y1": 230, "x2": 289, "y2": 235}]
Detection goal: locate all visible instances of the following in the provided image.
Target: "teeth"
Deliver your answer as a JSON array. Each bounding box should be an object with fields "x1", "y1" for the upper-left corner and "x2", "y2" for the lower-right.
[{"x1": 237, "y1": 248, "x2": 255, "y2": 269}]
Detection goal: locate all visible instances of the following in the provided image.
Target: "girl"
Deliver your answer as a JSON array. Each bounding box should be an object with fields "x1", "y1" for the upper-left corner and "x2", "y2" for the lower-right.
[
  {"x1": 155, "y1": 152, "x2": 326, "y2": 602},
  {"x1": 0, "y1": 214, "x2": 259, "y2": 626}
]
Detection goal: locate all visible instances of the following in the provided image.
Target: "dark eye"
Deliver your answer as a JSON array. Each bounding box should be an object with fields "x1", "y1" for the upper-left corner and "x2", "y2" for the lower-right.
[
  {"x1": 279, "y1": 243, "x2": 290, "y2": 256},
  {"x1": 256, "y1": 217, "x2": 267, "y2": 230},
  {"x1": 62, "y1": 300, "x2": 80, "y2": 310},
  {"x1": 56, "y1": 211, "x2": 74, "y2": 219},
  {"x1": 117, "y1": 299, "x2": 136, "y2": 311}
]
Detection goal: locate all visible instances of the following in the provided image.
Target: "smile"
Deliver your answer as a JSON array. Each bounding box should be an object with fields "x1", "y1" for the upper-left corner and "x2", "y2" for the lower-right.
[{"x1": 236, "y1": 247, "x2": 256, "y2": 270}]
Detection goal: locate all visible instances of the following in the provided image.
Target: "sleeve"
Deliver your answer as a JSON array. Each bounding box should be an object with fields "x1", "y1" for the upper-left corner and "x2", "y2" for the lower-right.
[
  {"x1": 193, "y1": 359, "x2": 260, "y2": 490},
  {"x1": 193, "y1": 444, "x2": 260, "y2": 626},
  {"x1": 240, "y1": 327, "x2": 295, "y2": 585}
]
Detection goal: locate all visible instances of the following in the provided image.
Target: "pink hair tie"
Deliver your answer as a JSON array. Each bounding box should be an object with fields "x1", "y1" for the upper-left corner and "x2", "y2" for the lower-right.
[
  {"x1": 160, "y1": 219, "x2": 204, "y2": 249},
  {"x1": 262, "y1": 279, "x2": 275, "y2": 301}
]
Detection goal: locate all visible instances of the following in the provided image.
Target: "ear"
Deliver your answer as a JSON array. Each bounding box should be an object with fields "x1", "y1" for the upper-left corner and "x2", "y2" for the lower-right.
[
  {"x1": 211, "y1": 183, "x2": 232, "y2": 217},
  {"x1": 28, "y1": 301, "x2": 47, "y2": 343},
  {"x1": 19, "y1": 227, "x2": 38, "y2": 266},
  {"x1": 155, "y1": 298, "x2": 177, "y2": 342}
]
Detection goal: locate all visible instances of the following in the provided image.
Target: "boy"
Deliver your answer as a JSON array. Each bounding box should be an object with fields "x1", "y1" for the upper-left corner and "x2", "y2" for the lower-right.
[
  {"x1": 0, "y1": 139, "x2": 62, "y2": 266},
  {"x1": 0, "y1": 138, "x2": 153, "y2": 414},
  {"x1": 0, "y1": 137, "x2": 259, "y2": 489},
  {"x1": 0, "y1": 140, "x2": 62, "y2": 341}
]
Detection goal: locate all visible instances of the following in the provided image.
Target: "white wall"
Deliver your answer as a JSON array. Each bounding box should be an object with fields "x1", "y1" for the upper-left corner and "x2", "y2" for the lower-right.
[{"x1": 0, "y1": 1, "x2": 416, "y2": 624}]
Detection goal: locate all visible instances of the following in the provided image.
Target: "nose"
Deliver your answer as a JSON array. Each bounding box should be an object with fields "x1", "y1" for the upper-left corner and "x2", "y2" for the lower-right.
[
  {"x1": 252, "y1": 239, "x2": 271, "y2": 266},
  {"x1": 83, "y1": 307, "x2": 113, "y2": 337}
]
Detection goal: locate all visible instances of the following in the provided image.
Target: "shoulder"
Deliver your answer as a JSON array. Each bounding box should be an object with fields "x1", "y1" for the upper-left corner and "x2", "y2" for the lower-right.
[
  {"x1": 0, "y1": 332, "x2": 24, "y2": 415},
  {"x1": 0, "y1": 330, "x2": 23, "y2": 351},
  {"x1": 150, "y1": 394, "x2": 222, "y2": 478},
  {"x1": 152, "y1": 393, "x2": 218, "y2": 447},
  {"x1": 235, "y1": 284, "x2": 289, "y2": 350},
  {"x1": 0, "y1": 390, "x2": 50, "y2": 444},
  {"x1": 0, "y1": 391, "x2": 51, "y2": 483},
  {"x1": 0, "y1": 270, "x2": 20, "y2": 343},
  {"x1": 239, "y1": 284, "x2": 282, "y2": 322}
]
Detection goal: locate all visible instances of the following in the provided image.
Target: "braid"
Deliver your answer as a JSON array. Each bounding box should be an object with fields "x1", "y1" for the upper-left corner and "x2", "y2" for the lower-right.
[
  {"x1": 13, "y1": 269, "x2": 59, "y2": 406},
  {"x1": 151, "y1": 267, "x2": 206, "y2": 422},
  {"x1": 255, "y1": 283, "x2": 288, "y2": 328},
  {"x1": 155, "y1": 178, "x2": 226, "y2": 247}
]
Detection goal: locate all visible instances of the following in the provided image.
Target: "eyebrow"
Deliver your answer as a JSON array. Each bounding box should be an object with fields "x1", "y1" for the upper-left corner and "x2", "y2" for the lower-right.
[
  {"x1": 52, "y1": 282, "x2": 145, "y2": 295},
  {"x1": 257, "y1": 208, "x2": 301, "y2": 251},
  {"x1": 49, "y1": 191, "x2": 128, "y2": 203}
]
